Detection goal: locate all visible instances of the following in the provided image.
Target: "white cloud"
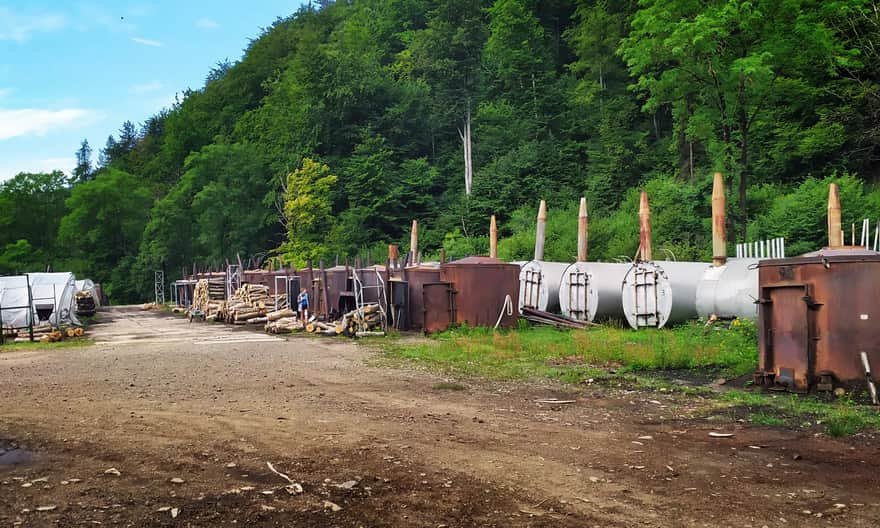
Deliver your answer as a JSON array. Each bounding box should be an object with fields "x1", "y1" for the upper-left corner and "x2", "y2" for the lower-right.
[
  {"x1": 0, "y1": 88, "x2": 11, "y2": 99},
  {"x1": 0, "y1": 7, "x2": 67, "y2": 42},
  {"x1": 196, "y1": 18, "x2": 219, "y2": 30},
  {"x1": 129, "y1": 81, "x2": 164, "y2": 94},
  {"x1": 131, "y1": 36, "x2": 162, "y2": 47},
  {"x1": 0, "y1": 108, "x2": 92, "y2": 141}
]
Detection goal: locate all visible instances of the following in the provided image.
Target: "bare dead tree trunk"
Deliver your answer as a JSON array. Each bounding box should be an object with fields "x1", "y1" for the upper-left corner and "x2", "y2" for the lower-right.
[{"x1": 458, "y1": 106, "x2": 473, "y2": 195}]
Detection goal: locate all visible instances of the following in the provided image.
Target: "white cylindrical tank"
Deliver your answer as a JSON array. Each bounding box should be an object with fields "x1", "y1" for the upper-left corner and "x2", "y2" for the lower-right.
[
  {"x1": 695, "y1": 258, "x2": 759, "y2": 320},
  {"x1": 558, "y1": 262, "x2": 631, "y2": 322},
  {"x1": 519, "y1": 260, "x2": 569, "y2": 313},
  {"x1": 621, "y1": 261, "x2": 710, "y2": 329}
]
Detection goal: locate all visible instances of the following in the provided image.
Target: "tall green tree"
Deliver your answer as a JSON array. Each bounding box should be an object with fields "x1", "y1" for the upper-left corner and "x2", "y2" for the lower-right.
[
  {"x1": 0, "y1": 171, "x2": 69, "y2": 259},
  {"x1": 619, "y1": 0, "x2": 857, "y2": 239},
  {"x1": 58, "y1": 168, "x2": 152, "y2": 301},
  {"x1": 73, "y1": 139, "x2": 93, "y2": 183},
  {"x1": 278, "y1": 158, "x2": 338, "y2": 265}
]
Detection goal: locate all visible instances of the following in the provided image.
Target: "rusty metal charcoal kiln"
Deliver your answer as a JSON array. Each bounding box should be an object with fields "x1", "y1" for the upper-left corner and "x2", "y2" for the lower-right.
[
  {"x1": 415, "y1": 255, "x2": 521, "y2": 332},
  {"x1": 754, "y1": 248, "x2": 880, "y2": 392},
  {"x1": 389, "y1": 264, "x2": 441, "y2": 331}
]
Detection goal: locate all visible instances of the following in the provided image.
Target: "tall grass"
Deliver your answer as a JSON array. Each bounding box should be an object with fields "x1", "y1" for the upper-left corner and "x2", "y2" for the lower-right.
[{"x1": 382, "y1": 320, "x2": 758, "y2": 381}]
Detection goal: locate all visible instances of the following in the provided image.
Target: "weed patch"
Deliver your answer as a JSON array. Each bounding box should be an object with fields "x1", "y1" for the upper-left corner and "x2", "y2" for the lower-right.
[
  {"x1": 721, "y1": 390, "x2": 880, "y2": 437},
  {"x1": 0, "y1": 338, "x2": 94, "y2": 353},
  {"x1": 381, "y1": 321, "x2": 758, "y2": 382}
]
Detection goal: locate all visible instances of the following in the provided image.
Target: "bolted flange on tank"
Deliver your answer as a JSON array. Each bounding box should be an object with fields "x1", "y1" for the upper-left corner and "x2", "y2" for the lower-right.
[
  {"x1": 559, "y1": 261, "x2": 631, "y2": 322},
  {"x1": 519, "y1": 260, "x2": 569, "y2": 313},
  {"x1": 558, "y1": 197, "x2": 632, "y2": 323},
  {"x1": 622, "y1": 191, "x2": 710, "y2": 328},
  {"x1": 621, "y1": 260, "x2": 710, "y2": 329}
]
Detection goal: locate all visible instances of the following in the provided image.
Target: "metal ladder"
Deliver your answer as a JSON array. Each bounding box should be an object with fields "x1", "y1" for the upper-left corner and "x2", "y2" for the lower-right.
[{"x1": 351, "y1": 268, "x2": 388, "y2": 336}]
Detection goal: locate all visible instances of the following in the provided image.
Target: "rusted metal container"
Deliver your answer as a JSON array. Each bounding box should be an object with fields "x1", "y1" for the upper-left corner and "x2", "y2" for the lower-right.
[
  {"x1": 422, "y1": 282, "x2": 455, "y2": 333},
  {"x1": 396, "y1": 265, "x2": 442, "y2": 331},
  {"x1": 319, "y1": 266, "x2": 350, "y2": 318},
  {"x1": 755, "y1": 248, "x2": 880, "y2": 392},
  {"x1": 440, "y1": 256, "x2": 521, "y2": 329}
]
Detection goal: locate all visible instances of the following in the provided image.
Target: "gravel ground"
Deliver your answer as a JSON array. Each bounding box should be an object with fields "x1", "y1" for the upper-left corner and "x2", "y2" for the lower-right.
[{"x1": 1, "y1": 306, "x2": 878, "y2": 527}]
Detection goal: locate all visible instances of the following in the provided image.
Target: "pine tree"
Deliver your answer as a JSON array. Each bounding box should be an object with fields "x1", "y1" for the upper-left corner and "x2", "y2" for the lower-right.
[
  {"x1": 98, "y1": 135, "x2": 117, "y2": 168},
  {"x1": 73, "y1": 139, "x2": 93, "y2": 183}
]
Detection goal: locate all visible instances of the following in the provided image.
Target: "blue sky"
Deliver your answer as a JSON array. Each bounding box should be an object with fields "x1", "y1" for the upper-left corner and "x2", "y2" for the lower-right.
[{"x1": 0, "y1": 1, "x2": 305, "y2": 181}]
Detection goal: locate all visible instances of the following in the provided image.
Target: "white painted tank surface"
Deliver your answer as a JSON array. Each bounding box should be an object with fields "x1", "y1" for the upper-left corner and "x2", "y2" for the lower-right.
[
  {"x1": 621, "y1": 261, "x2": 710, "y2": 329},
  {"x1": 558, "y1": 262, "x2": 631, "y2": 322},
  {"x1": 518, "y1": 260, "x2": 570, "y2": 313},
  {"x1": 695, "y1": 258, "x2": 759, "y2": 320}
]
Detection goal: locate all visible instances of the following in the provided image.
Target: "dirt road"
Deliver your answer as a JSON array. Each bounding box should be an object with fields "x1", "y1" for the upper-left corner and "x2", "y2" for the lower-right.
[{"x1": 1, "y1": 307, "x2": 878, "y2": 527}]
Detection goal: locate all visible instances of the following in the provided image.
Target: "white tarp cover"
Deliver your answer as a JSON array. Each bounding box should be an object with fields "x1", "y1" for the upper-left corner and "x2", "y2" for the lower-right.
[
  {"x1": 0, "y1": 272, "x2": 80, "y2": 329},
  {"x1": 75, "y1": 279, "x2": 101, "y2": 307}
]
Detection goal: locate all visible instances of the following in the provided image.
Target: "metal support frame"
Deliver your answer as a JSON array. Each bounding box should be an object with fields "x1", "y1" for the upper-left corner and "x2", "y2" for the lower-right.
[
  {"x1": 351, "y1": 267, "x2": 388, "y2": 335},
  {"x1": 226, "y1": 264, "x2": 241, "y2": 300},
  {"x1": 273, "y1": 275, "x2": 292, "y2": 311},
  {"x1": 154, "y1": 270, "x2": 165, "y2": 305}
]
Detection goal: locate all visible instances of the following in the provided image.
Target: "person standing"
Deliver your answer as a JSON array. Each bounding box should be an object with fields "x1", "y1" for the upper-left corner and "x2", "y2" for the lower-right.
[{"x1": 297, "y1": 288, "x2": 309, "y2": 325}]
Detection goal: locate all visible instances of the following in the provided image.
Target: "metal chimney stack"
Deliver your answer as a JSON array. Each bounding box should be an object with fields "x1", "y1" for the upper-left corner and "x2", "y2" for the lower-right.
[
  {"x1": 712, "y1": 172, "x2": 727, "y2": 266},
  {"x1": 577, "y1": 197, "x2": 588, "y2": 262},
  {"x1": 639, "y1": 191, "x2": 652, "y2": 262},
  {"x1": 535, "y1": 200, "x2": 547, "y2": 261},
  {"x1": 410, "y1": 220, "x2": 419, "y2": 264},
  {"x1": 489, "y1": 215, "x2": 498, "y2": 259},
  {"x1": 828, "y1": 183, "x2": 842, "y2": 249}
]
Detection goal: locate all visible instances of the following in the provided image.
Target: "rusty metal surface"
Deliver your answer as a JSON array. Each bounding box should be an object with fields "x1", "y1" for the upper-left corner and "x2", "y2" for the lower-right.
[
  {"x1": 398, "y1": 267, "x2": 442, "y2": 331},
  {"x1": 422, "y1": 282, "x2": 454, "y2": 333},
  {"x1": 757, "y1": 250, "x2": 880, "y2": 391},
  {"x1": 440, "y1": 256, "x2": 520, "y2": 329}
]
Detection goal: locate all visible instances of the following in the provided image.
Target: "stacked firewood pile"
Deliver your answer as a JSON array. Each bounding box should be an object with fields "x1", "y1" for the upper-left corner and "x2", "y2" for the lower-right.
[
  {"x1": 75, "y1": 291, "x2": 97, "y2": 317},
  {"x1": 191, "y1": 280, "x2": 223, "y2": 317},
  {"x1": 5, "y1": 325, "x2": 85, "y2": 343},
  {"x1": 181, "y1": 280, "x2": 383, "y2": 338},
  {"x1": 264, "y1": 309, "x2": 303, "y2": 333},
  {"x1": 306, "y1": 304, "x2": 384, "y2": 336},
  {"x1": 215, "y1": 284, "x2": 290, "y2": 326}
]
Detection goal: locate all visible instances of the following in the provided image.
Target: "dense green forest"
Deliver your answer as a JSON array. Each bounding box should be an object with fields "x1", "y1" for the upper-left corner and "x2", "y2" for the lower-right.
[{"x1": 2, "y1": 0, "x2": 880, "y2": 302}]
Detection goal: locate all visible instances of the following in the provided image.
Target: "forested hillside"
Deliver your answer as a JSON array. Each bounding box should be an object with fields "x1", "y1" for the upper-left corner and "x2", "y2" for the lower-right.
[{"x1": 3, "y1": 0, "x2": 880, "y2": 303}]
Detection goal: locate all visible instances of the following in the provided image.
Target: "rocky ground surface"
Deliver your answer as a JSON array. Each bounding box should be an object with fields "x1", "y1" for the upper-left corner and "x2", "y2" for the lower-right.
[{"x1": 1, "y1": 306, "x2": 878, "y2": 527}]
